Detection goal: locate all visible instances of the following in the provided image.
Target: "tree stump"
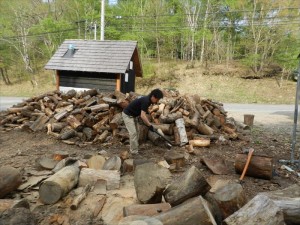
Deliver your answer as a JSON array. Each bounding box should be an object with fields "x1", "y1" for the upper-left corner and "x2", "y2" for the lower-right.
[
  {"x1": 263, "y1": 184, "x2": 300, "y2": 225},
  {"x1": 0, "y1": 166, "x2": 22, "y2": 198},
  {"x1": 205, "y1": 183, "x2": 247, "y2": 222},
  {"x1": 39, "y1": 165, "x2": 80, "y2": 204},
  {"x1": 244, "y1": 114, "x2": 254, "y2": 126},
  {"x1": 224, "y1": 194, "x2": 285, "y2": 225}
]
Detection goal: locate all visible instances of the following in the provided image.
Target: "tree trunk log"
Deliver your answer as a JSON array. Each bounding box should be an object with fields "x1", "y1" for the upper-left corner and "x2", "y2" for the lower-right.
[
  {"x1": 197, "y1": 122, "x2": 214, "y2": 135},
  {"x1": 153, "y1": 124, "x2": 174, "y2": 135},
  {"x1": 148, "y1": 130, "x2": 161, "y2": 145},
  {"x1": 235, "y1": 154, "x2": 274, "y2": 180},
  {"x1": 66, "y1": 115, "x2": 82, "y2": 131},
  {"x1": 39, "y1": 165, "x2": 80, "y2": 204},
  {"x1": 224, "y1": 194, "x2": 286, "y2": 225},
  {"x1": 175, "y1": 118, "x2": 188, "y2": 146},
  {"x1": 263, "y1": 184, "x2": 300, "y2": 225},
  {"x1": 154, "y1": 196, "x2": 217, "y2": 225},
  {"x1": 173, "y1": 126, "x2": 181, "y2": 146},
  {"x1": 0, "y1": 166, "x2": 22, "y2": 198}
]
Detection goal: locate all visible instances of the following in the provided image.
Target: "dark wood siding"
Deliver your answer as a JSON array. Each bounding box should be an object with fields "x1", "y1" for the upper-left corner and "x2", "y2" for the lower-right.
[{"x1": 59, "y1": 71, "x2": 116, "y2": 92}]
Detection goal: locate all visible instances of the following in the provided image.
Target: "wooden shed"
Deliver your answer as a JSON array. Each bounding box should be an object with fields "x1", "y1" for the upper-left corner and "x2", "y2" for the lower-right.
[{"x1": 45, "y1": 39, "x2": 143, "y2": 93}]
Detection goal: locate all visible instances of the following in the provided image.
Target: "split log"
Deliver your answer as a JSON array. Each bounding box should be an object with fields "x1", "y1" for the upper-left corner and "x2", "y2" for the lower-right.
[
  {"x1": 86, "y1": 155, "x2": 105, "y2": 170},
  {"x1": 54, "y1": 110, "x2": 68, "y2": 121},
  {"x1": 66, "y1": 115, "x2": 82, "y2": 131},
  {"x1": 102, "y1": 156, "x2": 122, "y2": 171},
  {"x1": 78, "y1": 168, "x2": 120, "y2": 190},
  {"x1": 123, "y1": 203, "x2": 171, "y2": 217},
  {"x1": 96, "y1": 130, "x2": 109, "y2": 143},
  {"x1": 156, "y1": 103, "x2": 165, "y2": 115},
  {"x1": 93, "y1": 116, "x2": 109, "y2": 132},
  {"x1": 263, "y1": 184, "x2": 300, "y2": 225},
  {"x1": 0, "y1": 199, "x2": 30, "y2": 213},
  {"x1": 175, "y1": 118, "x2": 188, "y2": 146},
  {"x1": 109, "y1": 113, "x2": 123, "y2": 130},
  {"x1": 224, "y1": 194, "x2": 285, "y2": 225},
  {"x1": 88, "y1": 103, "x2": 109, "y2": 112},
  {"x1": 29, "y1": 115, "x2": 49, "y2": 131},
  {"x1": 235, "y1": 153, "x2": 274, "y2": 180},
  {"x1": 51, "y1": 122, "x2": 66, "y2": 132},
  {"x1": 205, "y1": 183, "x2": 247, "y2": 222},
  {"x1": 189, "y1": 139, "x2": 210, "y2": 147},
  {"x1": 197, "y1": 122, "x2": 214, "y2": 135},
  {"x1": 82, "y1": 127, "x2": 95, "y2": 141},
  {"x1": 154, "y1": 196, "x2": 217, "y2": 225},
  {"x1": 0, "y1": 166, "x2": 22, "y2": 198},
  {"x1": 53, "y1": 151, "x2": 69, "y2": 161},
  {"x1": 163, "y1": 166, "x2": 211, "y2": 206},
  {"x1": 70, "y1": 184, "x2": 91, "y2": 210},
  {"x1": 59, "y1": 128, "x2": 76, "y2": 140},
  {"x1": 39, "y1": 165, "x2": 80, "y2": 204}
]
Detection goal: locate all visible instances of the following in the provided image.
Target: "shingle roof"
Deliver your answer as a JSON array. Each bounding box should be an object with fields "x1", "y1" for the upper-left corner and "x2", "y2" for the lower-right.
[{"x1": 45, "y1": 39, "x2": 142, "y2": 76}]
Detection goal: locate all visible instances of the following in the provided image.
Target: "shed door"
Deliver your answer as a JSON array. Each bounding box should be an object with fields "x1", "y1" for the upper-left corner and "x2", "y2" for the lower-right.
[{"x1": 121, "y1": 70, "x2": 135, "y2": 94}]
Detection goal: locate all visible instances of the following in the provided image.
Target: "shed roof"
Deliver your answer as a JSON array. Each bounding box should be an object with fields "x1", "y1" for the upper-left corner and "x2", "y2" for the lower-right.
[{"x1": 45, "y1": 39, "x2": 142, "y2": 77}]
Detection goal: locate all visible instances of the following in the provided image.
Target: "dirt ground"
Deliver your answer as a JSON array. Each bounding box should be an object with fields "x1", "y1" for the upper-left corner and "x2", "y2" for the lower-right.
[{"x1": 0, "y1": 108, "x2": 299, "y2": 224}]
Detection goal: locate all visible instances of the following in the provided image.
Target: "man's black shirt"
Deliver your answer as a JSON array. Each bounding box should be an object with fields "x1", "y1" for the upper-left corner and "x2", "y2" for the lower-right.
[{"x1": 123, "y1": 96, "x2": 150, "y2": 117}]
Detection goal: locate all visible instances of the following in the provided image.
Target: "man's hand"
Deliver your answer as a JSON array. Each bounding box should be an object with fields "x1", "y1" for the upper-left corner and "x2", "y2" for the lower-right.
[{"x1": 149, "y1": 125, "x2": 156, "y2": 132}]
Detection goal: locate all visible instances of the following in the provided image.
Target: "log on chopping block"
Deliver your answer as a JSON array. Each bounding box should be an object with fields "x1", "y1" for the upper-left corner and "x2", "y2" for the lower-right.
[
  {"x1": 154, "y1": 196, "x2": 217, "y2": 225},
  {"x1": 163, "y1": 165, "x2": 211, "y2": 206},
  {"x1": 0, "y1": 166, "x2": 22, "y2": 198},
  {"x1": 0, "y1": 199, "x2": 30, "y2": 213},
  {"x1": 39, "y1": 165, "x2": 80, "y2": 204},
  {"x1": 70, "y1": 184, "x2": 91, "y2": 210},
  {"x1": 78, "y1": 168, "x2": 120, "y2": 190},
  {"x1": 123, "y1": 203, "x2": 171, "y2": 217},
  {"x1": 262, "y1": 184, "x2": 300, "y2": 225},
  {"x1": 235, "y1": 153, "x2": 274, "y2": 180},
  {"x1": 224, "y1": 194, "x2": 285, "y2": 225},
  {"x1": 205, "y1": 183, "x2": 247, "y2": 223}
]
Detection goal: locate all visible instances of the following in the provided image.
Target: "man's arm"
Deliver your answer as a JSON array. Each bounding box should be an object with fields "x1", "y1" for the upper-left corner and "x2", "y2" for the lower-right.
[{"x1": 140, "y1": 110, "x2": 152, "y2": 127}]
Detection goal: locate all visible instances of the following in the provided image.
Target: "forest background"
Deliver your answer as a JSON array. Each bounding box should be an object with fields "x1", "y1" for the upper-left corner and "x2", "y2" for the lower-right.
[{"x1": 0, "y1": 0, "x2": 299, "y2": 103}]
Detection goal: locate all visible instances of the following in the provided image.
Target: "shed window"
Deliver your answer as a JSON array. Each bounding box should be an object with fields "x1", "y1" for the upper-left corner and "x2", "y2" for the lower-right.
[{"x1": 63, "y1": 44, "x2": 77, "y2": 58}]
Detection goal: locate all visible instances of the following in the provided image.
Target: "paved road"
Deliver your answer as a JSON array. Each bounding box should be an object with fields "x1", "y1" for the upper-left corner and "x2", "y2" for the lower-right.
[
  {"x1": 0, "y1": 97, "x2": 26, "y2": 111},
  {"x1": 0, "y1": 96, "x2": 296, "y2": 127}
]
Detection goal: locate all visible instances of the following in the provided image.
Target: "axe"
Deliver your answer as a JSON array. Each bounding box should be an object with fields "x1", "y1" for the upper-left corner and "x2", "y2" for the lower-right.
[{"x1": 239, "y1": 148, "x2": 254, "y2": 183}]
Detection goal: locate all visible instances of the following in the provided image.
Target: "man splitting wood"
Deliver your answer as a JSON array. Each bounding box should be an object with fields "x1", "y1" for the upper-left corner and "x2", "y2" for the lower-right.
[{"x1": 122, "y1": 89, "x2": 163, "y2": 155}]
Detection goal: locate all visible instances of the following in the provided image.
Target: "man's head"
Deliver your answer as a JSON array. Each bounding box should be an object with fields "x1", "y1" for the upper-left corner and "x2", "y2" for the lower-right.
[{"x1": 149, "y1": 88, "x2": 163, "y2": 104}]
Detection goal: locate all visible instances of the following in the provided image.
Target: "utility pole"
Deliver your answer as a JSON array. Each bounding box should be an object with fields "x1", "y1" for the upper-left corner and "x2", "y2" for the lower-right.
[{"x1": 100, "y1": 0, "x2": 105, "y2": 40}]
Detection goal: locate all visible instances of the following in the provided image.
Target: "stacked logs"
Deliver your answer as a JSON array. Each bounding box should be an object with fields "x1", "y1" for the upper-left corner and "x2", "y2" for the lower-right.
[{"x1": 0, "y1": 89, "x2": 239, "y2": 146}]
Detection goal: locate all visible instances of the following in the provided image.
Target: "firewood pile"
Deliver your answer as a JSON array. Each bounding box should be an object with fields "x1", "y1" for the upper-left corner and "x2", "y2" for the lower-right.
[{"x1": 0, "y1": 88, "x2": 247, "y2": 148}]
